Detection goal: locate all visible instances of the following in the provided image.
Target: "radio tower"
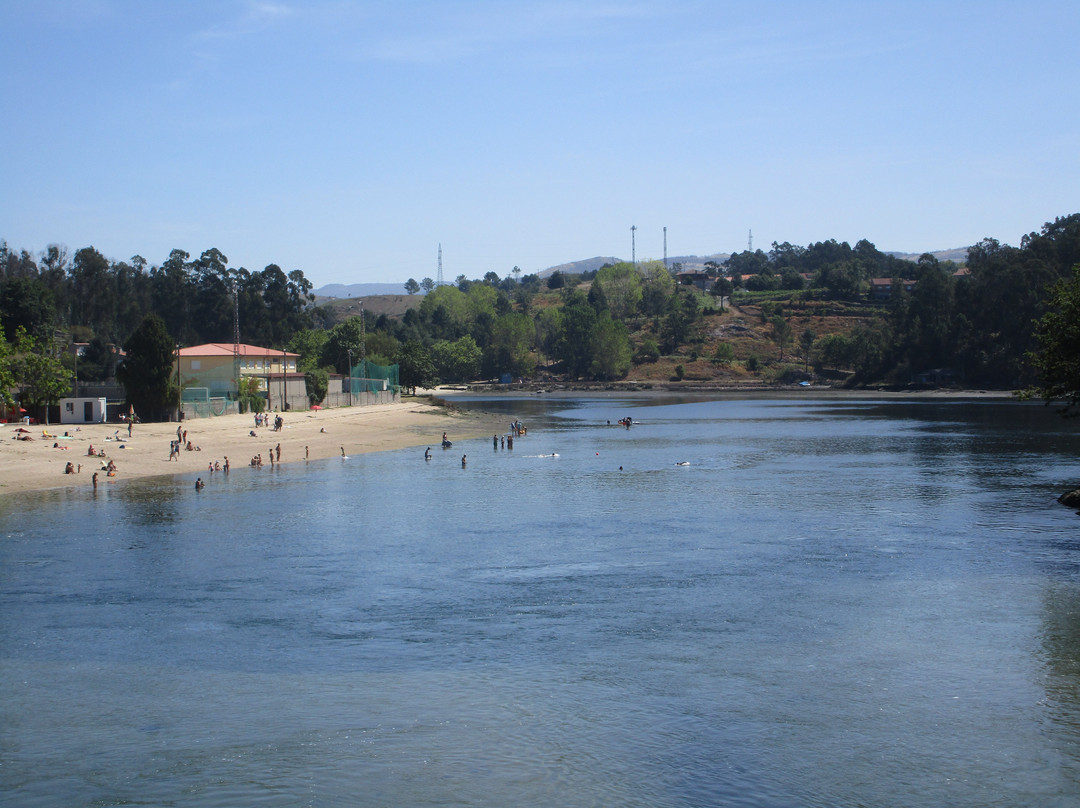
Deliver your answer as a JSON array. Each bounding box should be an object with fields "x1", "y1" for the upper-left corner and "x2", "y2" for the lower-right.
[
  {"x1": 231, "y1": 280, "x2": 241, "y2": 397},
  {"x1": 437, "y1": 243, "x2": 444, "y2": 286},
  {"x1": 748, "y1": 229, "x2": 753, "y2": 252},
  {"x1": 631, "y1": 225, "x2": 637, "y2": 266},
  {"x1": 663, "y1": 226, "x2": 668, "y2": 270}
]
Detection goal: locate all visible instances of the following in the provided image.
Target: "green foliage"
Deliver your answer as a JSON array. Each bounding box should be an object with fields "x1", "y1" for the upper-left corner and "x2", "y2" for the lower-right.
[
  {"x1": 589, "y1": 313, "x2": 632, "y2": 380},
  {"x1": 0, "y1": 326, "x2": 18, "y2": 408},
  {"x1": 0, "y1": 276, "x2": 57, "y2": 340},
  {"x1": 770, "y1": 316, "x2": 793, "y2": 360},
  {"x1": 404, "y1": 278, "x2": 420, "y2": 295},
  {"x1": 633, "y1": 337, "x2": 660, "y2": 365},
  {"x1": 674, "y1": 364, "x2": 685, "y2": 380},
  {"x1": 396, "y1": 340, "x2": 438, "y2": 393},
  {"x1": 1025, "y1": 265, "x2": 1080, "y2": 415},
  {"x1": 487, "y1": 313, "x2": 535, "y2": 378},
  {"x1": 288, "y1": 329, "x2": 330, "y2": 374},
  {"x1": 431, "y1": 335, "x2": 482, "y2": 383},
  {"x1": 798, "y1": 328, "x2": 816, "y2": 372},
  {"x1": 305, "y1": 368, "x2": 329, "y2": 405},
  {"x1": 11, "y1": 328, "x2": 71, "y2": 421},
  {"x1": 117, "y1": 314, "x2": 175, "y2": 421},
  {"x1": 712, "y1": 342, "x2": 735, "y2": 366},
  {"x1": 640, "y1": 261, "x2": 675, "y2": 317},
  {"x1": 592, "y1": 262, "x2": 643, "y2": 320}
]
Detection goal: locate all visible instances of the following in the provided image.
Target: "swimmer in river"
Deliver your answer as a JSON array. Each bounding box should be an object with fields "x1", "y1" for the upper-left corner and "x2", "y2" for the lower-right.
[
  {"x1": 424, "y1": 447, "x2": 432, "y2": 460},
  {"x1": 461, "y1": 454, "x2": 467, "y2": 467}
]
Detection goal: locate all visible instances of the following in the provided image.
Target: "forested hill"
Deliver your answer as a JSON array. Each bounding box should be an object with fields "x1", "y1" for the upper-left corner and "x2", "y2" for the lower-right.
[{"x1": 1, "y1": 214, "x2": 1078, "y2": 419}]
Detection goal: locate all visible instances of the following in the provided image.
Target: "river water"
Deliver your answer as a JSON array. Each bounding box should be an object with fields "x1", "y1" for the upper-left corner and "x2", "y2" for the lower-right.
[{"x1": 2, "y1": 395, "x2": 1080, "y2": 807}]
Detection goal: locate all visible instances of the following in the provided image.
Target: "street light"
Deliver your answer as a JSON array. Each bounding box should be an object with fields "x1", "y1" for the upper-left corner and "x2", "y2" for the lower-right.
[
  {"x1": 347, "y1": 348, "x2": 353, "y2": 407},
  {"x1": 175, "y1": 343, "x2": 182, "y2": 421}
]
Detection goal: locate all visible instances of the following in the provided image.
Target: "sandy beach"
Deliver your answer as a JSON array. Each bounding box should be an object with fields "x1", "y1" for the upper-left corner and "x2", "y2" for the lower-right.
[{"x1": 0, "y1": 398, "x2": 502, "y2": 495}]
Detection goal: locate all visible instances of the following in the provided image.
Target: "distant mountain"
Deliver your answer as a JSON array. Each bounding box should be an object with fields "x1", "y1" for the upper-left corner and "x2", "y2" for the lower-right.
[
  {"x1": 313, "y1": 247, "x2": 970, "y2": 297},
  {"x1": 314, "y1": 282, "x2": 415, "y2": 300},
  {"x1": 537, "y1": 256, "x2": 620, "y2": 278},
  {"x1": 886, "y1": 248, "x2": 969, "y2": 263}
]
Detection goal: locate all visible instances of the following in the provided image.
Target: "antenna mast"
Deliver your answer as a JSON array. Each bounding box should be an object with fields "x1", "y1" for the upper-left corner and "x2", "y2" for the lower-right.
[
  {"x1": 437, "y1": 243, "x2": 444, "y2": 286},
  {"x1": 748, "y1": 229, "x2": 753, "y2": 252},
  {"x1": 232, "y1": 280, "x2": 241, "y2": 398},
  {"x1": 631, "y1": 225, "x2": 637, "y2": 266},
  {"x1": 663, "y1": 226, "x2": 668, "y2": 270}
]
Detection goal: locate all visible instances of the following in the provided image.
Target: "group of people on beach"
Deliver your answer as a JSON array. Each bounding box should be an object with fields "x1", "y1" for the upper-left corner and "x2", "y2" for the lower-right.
[{"x1": 252, "y1": 413, "x2": 284, "y2": 432}]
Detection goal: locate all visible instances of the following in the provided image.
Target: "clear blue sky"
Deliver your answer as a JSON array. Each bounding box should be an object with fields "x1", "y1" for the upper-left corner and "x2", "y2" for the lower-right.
[{"x1": 2, "y1": 1, "x2": 1078, "y2": 287}]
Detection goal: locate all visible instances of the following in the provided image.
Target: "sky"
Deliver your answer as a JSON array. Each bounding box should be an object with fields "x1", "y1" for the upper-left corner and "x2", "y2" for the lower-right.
[{"x1": 2, "y1": 1, "x2": 1078, "y2": 288}]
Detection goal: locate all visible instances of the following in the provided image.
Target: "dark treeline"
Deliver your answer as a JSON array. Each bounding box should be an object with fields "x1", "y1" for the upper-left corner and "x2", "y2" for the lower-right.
[
  {"x1": 3, "y1": 211, "x2": 1078, "y2": 395},
  {"x1": 803, "y1": 214, "x2": 1080, "y2": 387},
  {"x1": 0, "y1": 245, "x2": 314, "y2": 380}
]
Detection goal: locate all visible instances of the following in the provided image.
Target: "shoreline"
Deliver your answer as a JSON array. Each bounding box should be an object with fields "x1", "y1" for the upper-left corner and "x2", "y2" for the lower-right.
[
  {"x1": 0, "y1": 398, "x2": 502, "y2": 496},
  {"x1": 1, "y1": 387, "x2": 1022, "y2": 496}
]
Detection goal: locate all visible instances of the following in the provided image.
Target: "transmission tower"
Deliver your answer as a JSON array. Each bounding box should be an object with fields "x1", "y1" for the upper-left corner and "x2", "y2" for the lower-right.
[
  {"x1": 437, "y1": 243, "x2": 444, "y2": 286},
  {"x1": 232, "y1": 280, "x2": 241, "y2": 397},
  {"x1": 631, "y1": 225, "x2": 637, "y2": 266},
  {"x1": 663, "y1": 226, "x2": 668, "y2": 270},
  {"x1": 748, "y1": 229, "x2": 753, "y2": 252}
]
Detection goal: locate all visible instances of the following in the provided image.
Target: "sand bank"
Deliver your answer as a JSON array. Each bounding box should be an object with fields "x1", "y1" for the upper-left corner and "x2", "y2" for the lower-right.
[{"x1": 0, "y1": 398, "x2": 502, "y2": 495}]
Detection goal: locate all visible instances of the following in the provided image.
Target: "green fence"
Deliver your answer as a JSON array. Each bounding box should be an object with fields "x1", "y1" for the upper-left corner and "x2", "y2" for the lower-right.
[{"x1": 348, "y1": 360, "x2": 400, "y2": 395}]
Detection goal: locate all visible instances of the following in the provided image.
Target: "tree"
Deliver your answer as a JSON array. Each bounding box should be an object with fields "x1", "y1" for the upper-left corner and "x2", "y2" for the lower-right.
[
  {"x1": 305, "y1": 367, "x2": 329, "y2": 405},
  {"x1": 421, "y1": 277, "x2": 435, "y2": 292},
  {"x1": 396, "y1": 340, "x2": 438, "y2": 393},
  {"x1": 117, "y1": 314, "x2": 176, "y2": 421},
  {"x1": 12, "y1": 327, "x2": 72, "y2": 424},
  {"x1": 0, "y1": 276, "x2": 57, "y2": 339},
  {"x1": 770, "y1": 316, "x2": 793, "y2": 361},
  {"x1": 799, "y1": 328, "x2": 816, "y2": 373},
  {"x1": 1026, "y1": 265, "x2": 1080, "y2": 415},
  {"x1": 590, "y1": 312, "x2": 632, "y2": 380},
  {"x1": 0, "y1": 325, "x2": 16, "y2": 408},
  {"x1": 431, "y1": 335, "x2": 482, "y2": 382},
  {"x1": 404, "y1": 278, "x2": 421, "y2": 295},
  {"x1": 709, "y1": 277, "x2": 733, "y2": 312},
  {"x1": 487, "y1": 312, "x2": 535, "y2": 378},
  {"x1": 592, "y1": 262, "x2": 642, "y2": 320}
]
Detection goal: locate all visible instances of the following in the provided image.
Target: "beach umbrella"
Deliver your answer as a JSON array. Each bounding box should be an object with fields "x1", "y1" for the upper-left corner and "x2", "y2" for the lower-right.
[{"x1": 310, "y1": 404, "x2": 322, "y2": 411}]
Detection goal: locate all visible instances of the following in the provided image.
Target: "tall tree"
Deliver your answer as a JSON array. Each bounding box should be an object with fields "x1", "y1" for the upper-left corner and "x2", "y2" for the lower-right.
[
  {"x1": 118, "y1": 314, "x2": 177, "y2": 421},
  {"x1": 1025, "y1": 265, "x2": 1080, "y2": 415},
  {"x1": 11, "y1": 327, "x2": 71, "y2": 423}
]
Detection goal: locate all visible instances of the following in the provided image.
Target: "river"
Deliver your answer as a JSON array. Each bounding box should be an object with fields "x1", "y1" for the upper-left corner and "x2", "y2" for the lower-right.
[{"x1": 2, "y1": 395, "x2": 1079, "y2": 807}]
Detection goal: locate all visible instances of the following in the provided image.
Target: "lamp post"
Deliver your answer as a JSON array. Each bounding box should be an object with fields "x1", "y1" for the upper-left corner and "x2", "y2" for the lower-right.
[{"x1": 175, "y1": 343, "x2": 182, "y2": 421}]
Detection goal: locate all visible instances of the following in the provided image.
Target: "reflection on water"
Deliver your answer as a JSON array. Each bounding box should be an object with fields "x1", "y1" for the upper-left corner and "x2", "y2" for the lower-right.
[{"x1": 3, "y1": 397, "x2": 1080, "y2": 807}]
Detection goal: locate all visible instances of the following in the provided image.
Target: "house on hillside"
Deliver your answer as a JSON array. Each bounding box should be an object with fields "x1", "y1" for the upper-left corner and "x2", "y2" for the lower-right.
[
  {"x1": 870, "y1": 278, "x2": 917, "y2": 300},
  {"x1": 676, "y1": 270, "x2": 712, "y2": 292},
  {"x1": 177, "y1": 343, "x2": 306, "y2": 412}
]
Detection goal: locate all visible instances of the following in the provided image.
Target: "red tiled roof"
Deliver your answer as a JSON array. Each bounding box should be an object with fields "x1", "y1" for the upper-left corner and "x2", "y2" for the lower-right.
[{"x1": 179, "y1": 343, "x2": 300, "y2": 358}]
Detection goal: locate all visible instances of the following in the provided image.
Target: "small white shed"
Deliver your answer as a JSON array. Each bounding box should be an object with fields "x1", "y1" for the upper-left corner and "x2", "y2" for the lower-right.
[{"x1": 60, "y1": 397, "x2": 107, "y2": 424}]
